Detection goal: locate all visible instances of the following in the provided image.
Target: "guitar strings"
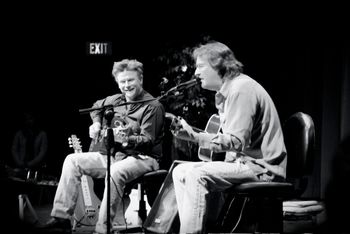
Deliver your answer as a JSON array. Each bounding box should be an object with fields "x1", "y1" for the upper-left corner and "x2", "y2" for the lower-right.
[{"x1": 71, "y1": 173, "x2": 129, "y2": 230}]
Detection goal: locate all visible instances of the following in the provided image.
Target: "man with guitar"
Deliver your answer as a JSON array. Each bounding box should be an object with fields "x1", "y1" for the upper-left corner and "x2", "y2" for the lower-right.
[
  {"x1": 172, "y1": 41, "x2": 287, "y2": 234},
  {"x1": 41, "y1": 59, "x2": 165, "y2": 234}
]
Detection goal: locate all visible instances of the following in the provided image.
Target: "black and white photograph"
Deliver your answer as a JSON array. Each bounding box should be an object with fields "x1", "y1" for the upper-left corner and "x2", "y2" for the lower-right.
[{"x1": 1, "y1": 6, "x2": 349, "y2": 234}]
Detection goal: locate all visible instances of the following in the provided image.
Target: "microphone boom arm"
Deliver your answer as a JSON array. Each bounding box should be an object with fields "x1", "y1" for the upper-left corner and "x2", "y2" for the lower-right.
[
  {"x1": 79, "y1": 77, "x2": 201, "y2": 114},
  {"x1": 161, "y1": 77, "x2": 201, "y2": 97}
]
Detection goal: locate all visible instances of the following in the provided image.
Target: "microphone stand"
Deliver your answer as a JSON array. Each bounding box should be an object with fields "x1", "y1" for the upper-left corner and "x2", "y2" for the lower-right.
[
  {"x1": 79, "y1": 104, "x2": 121, "y2": 234},
  {"x1": 103, "y1": 107, "x2": 115, "y2": 234}
]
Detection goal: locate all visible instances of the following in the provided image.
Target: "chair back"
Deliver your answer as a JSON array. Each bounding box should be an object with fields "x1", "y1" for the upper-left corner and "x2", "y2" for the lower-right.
[
  {"x1": 159, "y1": 112, "x2": 176, "y2": 170},
  {"x1": 283, "y1": 112, "x2": 315, "y2": 195}
]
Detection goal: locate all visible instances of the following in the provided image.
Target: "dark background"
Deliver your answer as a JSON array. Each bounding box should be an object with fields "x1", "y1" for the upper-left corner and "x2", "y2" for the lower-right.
[{"x1": 2, "y1": 6, "x2": 349, "y2": 200}]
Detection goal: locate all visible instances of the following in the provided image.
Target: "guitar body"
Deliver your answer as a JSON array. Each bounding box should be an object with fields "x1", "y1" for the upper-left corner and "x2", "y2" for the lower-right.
[
  {"x1": 198, "y1": 114, "x2": 225, "y2": 162},
  {"x1": 169, "y1": 113, "x2": 226, "y2": 162},
  {"x1": 74, "y1": 175, "x2": 101, "y2": 226},
  {"x1": 89, "y1": 116, "x2": 140, "y2": 153},
  {"x1": 68, "y1": 135, "x2": 101, "y2": 228}
]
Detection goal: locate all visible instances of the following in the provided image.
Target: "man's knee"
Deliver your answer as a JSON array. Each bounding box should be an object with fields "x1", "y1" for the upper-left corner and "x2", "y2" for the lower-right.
[
  {"x1": 172, "y1": 164, "x2": 184, "y2": 182},
  {"x1": 173, "y1": 164, "x2": 204, "y2": 184},
  {"x1": 62, "y1": 153, "x2": 86, "y2": 174},
  {"x1": 187, "y1": 167, "x2": 209, "y2": 186},
  {"x1": 62, "y1": 153, "x2": 76, "y2": 168},
  {"x1": 110, "y1": 167, "x2": 127, "y2": 184}
]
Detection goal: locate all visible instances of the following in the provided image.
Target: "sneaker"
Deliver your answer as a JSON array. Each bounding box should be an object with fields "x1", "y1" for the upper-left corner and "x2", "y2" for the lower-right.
[{"x1": 38, "y1": 217, "x2": 72, "y2": 233}]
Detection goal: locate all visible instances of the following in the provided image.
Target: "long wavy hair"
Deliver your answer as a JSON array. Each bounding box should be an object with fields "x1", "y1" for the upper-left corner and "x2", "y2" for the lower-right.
[{"x1": 192, "y1": 41, "x2": 243, "y2": 79}]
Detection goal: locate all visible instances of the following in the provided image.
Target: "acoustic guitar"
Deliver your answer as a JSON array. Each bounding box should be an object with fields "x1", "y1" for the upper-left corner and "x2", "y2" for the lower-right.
[
  {"x1": 89, "y1": 116, "x2": 140, "y2": 153},
  {"x1": 68, "y1": 135, "x2": 101, "y2": 228},
  {"x1": 167, "y1": 113, "x2": 225, "y2": 161}
]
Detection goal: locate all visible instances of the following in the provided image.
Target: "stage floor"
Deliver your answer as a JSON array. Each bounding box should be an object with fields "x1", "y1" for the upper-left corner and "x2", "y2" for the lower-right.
[{"x1": 16, "y1": 188, "x2": 149, "y2": 234}]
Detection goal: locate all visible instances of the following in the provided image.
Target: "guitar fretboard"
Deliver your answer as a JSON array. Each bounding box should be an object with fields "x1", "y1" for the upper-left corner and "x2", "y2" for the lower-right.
[
  {"x1": 69, "y1": 135, "x2": 94, "y2": 208},
  {"x1": 81, "y1": 175, "x2": 93, "y2": 207}
]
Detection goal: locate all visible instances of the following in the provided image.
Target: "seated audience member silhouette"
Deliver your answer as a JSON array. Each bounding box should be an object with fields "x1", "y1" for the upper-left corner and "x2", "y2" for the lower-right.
[{"x1": 11, "y1": 111, "x2": 48, "y2": 177}]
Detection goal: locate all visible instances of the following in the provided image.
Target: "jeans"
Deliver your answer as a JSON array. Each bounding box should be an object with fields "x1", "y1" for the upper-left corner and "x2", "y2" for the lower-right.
[
  {"x1": 50, "y1": 152, "x2": 159, "y2": 233},
  {"x1": 172, "y1": 160, "x2": 259, "y2": 234}
]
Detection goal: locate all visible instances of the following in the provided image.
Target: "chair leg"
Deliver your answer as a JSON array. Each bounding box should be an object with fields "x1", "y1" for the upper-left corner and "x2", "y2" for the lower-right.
[
  {"x1": 216, "y1": 195, "x2": 283, "y2": 233},
  {"x1": 255, "y1": 197, "x2": 283, "y2": 233},
  {"x1": 18, "y1": 194, "x2": 39, "y2": 224},
  {"x1": 138, "y1": 183, "x2": 147, "y2": 223},
  {"x1": 215, "y1": 195, "x2": 254, "y2": 233}
]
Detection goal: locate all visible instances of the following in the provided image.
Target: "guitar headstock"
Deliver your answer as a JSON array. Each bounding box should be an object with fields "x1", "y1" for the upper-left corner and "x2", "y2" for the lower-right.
[
  {"x1": 165, "y1": 112, "x2": 182, "y2": 132},
  {"x1": 68, "y1": 134, "x2": 82, "y2": 153}
]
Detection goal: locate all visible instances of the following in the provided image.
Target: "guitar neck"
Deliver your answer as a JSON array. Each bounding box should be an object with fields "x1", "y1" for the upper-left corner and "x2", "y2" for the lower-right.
[
  {"x1": 75, "y1": 148, "x2": 93, "y2": 207},
  {"x1": 69, "y1": 135, "x2": 94, "y2": 207},
  {"x1": 192, "y1": 126, "x2": 204, "y2": 133},
  {"x1": 81, "y1": 175, "x2": 93, "y2": 207},
  {"x1": 168, "y1": 114, "x2": 205, "y2": 142}
]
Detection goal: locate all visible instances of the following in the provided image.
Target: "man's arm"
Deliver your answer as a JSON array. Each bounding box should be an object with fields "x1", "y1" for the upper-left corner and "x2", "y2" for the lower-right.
[
  {"x1": 11, "y1": 132, "x2": 25, "y2": 167},
  {"x1": 175, "y1": 118, "x2": 243, "y2": 153},
  {"x1": 175, "y1": 90, "x2": 255, "y2": 153},
  {"x1": 89, "y1": 98, "x2": 106, "y2": 124},
  {"x1": 127, "y1": 103, "x2": 165, "y2": 153},
  {"x1": 27, "y1": 131, "x2": 48, "y2": 168}
]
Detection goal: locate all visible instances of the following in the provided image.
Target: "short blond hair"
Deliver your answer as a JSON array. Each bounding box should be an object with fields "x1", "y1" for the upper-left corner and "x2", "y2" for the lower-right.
[{"x1": 112, "y1": 59, "x2": 143, "y2": 80}]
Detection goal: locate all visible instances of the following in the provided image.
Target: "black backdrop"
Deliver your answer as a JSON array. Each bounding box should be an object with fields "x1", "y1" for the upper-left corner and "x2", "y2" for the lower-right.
[{"x1": 2, "y1": 9, "x2": 349, "y2": 200}]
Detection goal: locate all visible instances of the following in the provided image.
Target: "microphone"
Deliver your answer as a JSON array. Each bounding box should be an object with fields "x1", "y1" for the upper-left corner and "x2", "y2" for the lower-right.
[
  {"x1": 160, "y1": 77, "x2": 169, "y2": 85},
  {"x1": 168, "y1": 77, "x2": 201, "y2": 93},
  {"x1": 159, "y1": 77, "x2": 169, "y2": 92}
]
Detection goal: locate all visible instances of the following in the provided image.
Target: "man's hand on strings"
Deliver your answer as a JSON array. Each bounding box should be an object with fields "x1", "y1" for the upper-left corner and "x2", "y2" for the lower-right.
[
  {"x1": 113, "y1": 121, "x2": 141, "y2": 147},
  {"x1": 89, "y1": 122, "x2": 101, "y2": 139}
]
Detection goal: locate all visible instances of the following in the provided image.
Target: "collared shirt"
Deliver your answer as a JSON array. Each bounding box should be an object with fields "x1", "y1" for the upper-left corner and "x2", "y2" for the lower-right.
[
  {"x1": 89, "y1": 90, "x2": 165, "y2": 160},
  {"x1": 197, "y1": 74, "x2": 287, "y2": 179}
]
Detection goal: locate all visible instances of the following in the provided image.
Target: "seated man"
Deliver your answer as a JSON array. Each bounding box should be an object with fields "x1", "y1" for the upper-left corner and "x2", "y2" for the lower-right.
[
  {"x1": 172, "y1": 41, "x2": 287, "y2": 234},
  {"x1": 11, "y1": 110, "x2": 48, "y2": 178},
  {"x1": 41, "y1": 59, "x2": 165, "y2": 234}
]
